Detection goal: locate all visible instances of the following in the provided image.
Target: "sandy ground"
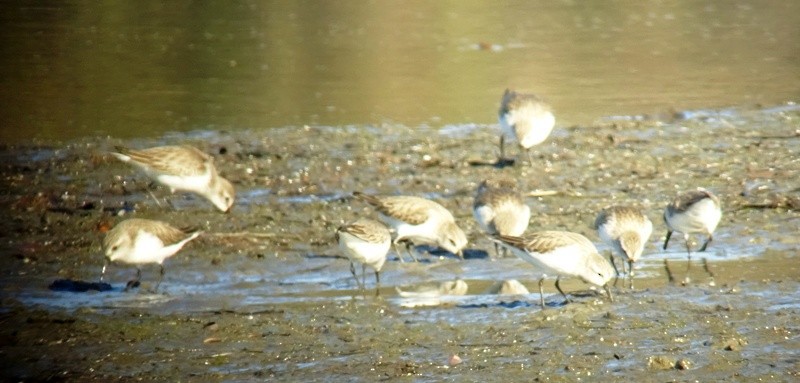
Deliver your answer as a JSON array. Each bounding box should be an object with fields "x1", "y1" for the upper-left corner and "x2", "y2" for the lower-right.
[{"x1": 1, "y1": 104, "x2": 799, "y2": 381}]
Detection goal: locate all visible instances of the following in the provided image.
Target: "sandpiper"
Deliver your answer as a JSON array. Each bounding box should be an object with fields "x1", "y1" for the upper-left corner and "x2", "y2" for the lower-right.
[
  {"x1": 473, "y1": 178, "x2": 530, "y2": 258},
  {"x1": 663, "y1": 188, "x2": 722, "y2": 283},
  {"x1": 354, "y1": 192, "x2": 468, "y2": 262},
  {"x1": 101, "y1": 218, "x2": 202, "y2": 292},
  {"x1": 110, "y1": 145, "x2": 235, "y2": 212},
  {"x1": 493, "y1": 231, "x2": 615, "y2": 308},
  {"x1": 498, "y1": 89, "x2": 555, "y2": 165},
  {"x1": 594, "y1": 205, "x2": 653, "y2": 289},
  {"x1": 335, "y1": 218, "x2": 392, "y2": 292}
]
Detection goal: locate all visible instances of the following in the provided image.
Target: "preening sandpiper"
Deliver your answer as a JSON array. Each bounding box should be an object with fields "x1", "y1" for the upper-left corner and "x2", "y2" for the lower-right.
[{"x1": 473, "y1": 178, "x2": 530, "y2": 258}]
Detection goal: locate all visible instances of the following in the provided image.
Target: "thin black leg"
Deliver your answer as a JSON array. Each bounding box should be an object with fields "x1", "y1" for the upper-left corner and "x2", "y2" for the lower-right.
[
  {"x1": 608, "y1": 252, "x2": 620, "y2": 275},
  {"x1": 153, "y1": 264, "x2": 165, "y2": 292},
  {"x1": 702, "y1": 258, "x2": 716, "y2": 282},
  {"x1": 361, "y1": 263, "x2": 367, "y2": 289},
  {"x1": 608, "y1": 252, "x2": 621, "y2": 288},
  {"x1": 140, "y1": 180, "x2": 164, "y2": 208},
  {"x1": 663, "y1": 230, "x2": 673, "y2": 250},
  {"x1": 538, "y1": 278, "x2": 545, "y2": 309},
  {"x1": 405, "y1": 242, "x2": 419, "y2": 262},
  {"x1": 555, "y1": 277, "x2": 571, "y2": 304},
  {"x1": 125, "y1": 268, "x2": 142, "y2": 292},
  {"x1": 350, "y1": 262, "x2": 363, "y2": 291},
  {"x1": 699, "y1": 234, "x2": 713, "y2": 252},
  {"x1": 374, "y1": 270, "x2": 381, "y2": 297},
  {"x1": 684, "y1": 234, "x2": 693, "y2": 284},
  {"x1": 392, "y1": 242, "x2": 406, "y2": 263},
  {"x1": 664, "y1": 259, "x2": 675, "y2": 283},
  {"x1": 604, "y1": 284, "x2": 614, "y2": 302}
]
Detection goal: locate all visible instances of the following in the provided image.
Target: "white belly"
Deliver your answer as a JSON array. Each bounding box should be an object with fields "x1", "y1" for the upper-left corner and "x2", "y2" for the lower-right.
[{"x1": 339, "y1": 234, "x2": 390, "y2": 270}]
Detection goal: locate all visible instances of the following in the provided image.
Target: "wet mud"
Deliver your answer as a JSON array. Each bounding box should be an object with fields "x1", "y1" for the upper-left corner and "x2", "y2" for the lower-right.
[{"x1": 1, "y1": 104, "x2": 799, "y2": 381}]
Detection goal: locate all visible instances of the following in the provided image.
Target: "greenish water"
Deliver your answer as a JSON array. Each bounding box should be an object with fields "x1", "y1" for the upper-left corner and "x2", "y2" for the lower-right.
[{"x1": 1, "y1": 0, "x2": 799, "y2": 143}]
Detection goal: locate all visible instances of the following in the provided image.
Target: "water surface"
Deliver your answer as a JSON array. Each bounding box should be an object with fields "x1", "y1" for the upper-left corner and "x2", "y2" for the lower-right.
[{"x1": 2, "y1": 0, "x2": 798, "y2": 142}]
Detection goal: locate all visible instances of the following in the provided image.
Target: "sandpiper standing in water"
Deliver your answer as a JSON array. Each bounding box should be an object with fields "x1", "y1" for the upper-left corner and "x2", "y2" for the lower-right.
[
  {"x1": 336, "y1": 218, "x2": 392, "y2": 293},
  {"x1": 663, "y1": 188, "x2": 722, "y2": 284},
  {"x1": 101, "y1": 218, "x2": 202, "y2": 292},
  {"x1": 354, "y1": 192, "x2": 468, "y2": 262},
  {"x1": 595, "y1": 205, "x2": 653, "y2": 289},
  {"x1": 498, "y1": 89, "x2": 555, "y2": 166},
  {"x1": 110, "y1": 145, "x2": 235, "y2": 212},
  {"x1": 492, "y1": 231, "x2": 615, "y2": 308},
  {"x1": 473, "y1": 178, "x2": 530, "y2": 258}
]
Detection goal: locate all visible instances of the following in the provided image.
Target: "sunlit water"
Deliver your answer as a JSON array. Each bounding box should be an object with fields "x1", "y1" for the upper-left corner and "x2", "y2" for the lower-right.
[
  {"x1": 2, "y1": 1, "x2": 798, "y2": 143},
  {"x1": 15, "y1": 200, "x2": 788, "y2": 314}
]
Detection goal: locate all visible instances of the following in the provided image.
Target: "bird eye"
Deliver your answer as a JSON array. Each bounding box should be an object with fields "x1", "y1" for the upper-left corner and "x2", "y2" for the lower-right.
[{"x1": 111, "y1": 246, "x2": 118, "y2": 251}]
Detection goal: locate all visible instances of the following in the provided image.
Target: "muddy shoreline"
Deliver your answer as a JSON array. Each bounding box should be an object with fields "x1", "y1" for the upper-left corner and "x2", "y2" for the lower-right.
[{"x1": 1, "y1": 104, "x2": 799, "y2": 381}]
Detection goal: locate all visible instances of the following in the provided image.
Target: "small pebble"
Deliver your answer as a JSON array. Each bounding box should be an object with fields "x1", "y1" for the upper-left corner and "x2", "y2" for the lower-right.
[
  {"x1": 204, "y1": 322, "x2": 219, "y2": 332},
  {"x1": 722, "y1": 338, "x2": 746, "y2": 351},
  {"x1": 647, "y1": 355, "x2": 675, "y2": 370},
  {"x1": 675, "y1": 359, "x2": 692, "y2": 370}
]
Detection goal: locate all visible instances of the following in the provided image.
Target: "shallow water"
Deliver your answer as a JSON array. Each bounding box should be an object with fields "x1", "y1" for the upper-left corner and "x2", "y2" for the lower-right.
[
  {"x1": 1, "y1": 103, "x2": 799, "y2": 380},
  {"x1": 2, "y1": 1, "x2": 799, "y2": 143}
]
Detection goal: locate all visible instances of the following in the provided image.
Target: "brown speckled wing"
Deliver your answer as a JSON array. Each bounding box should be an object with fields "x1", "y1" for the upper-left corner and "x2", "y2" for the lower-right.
[
  {"x1": 104, "y1": 218, "x2": 190, "y2": 249},
  {"x1": 596, "y1": 206, "x2": 646, "y2": 228},
  {"x1": 138, "y1": 219, "x2": 190, "y2": 244},
  {"x1": 498, "y1": 89, "x2": 516, "y2": 116},
  {"x1": 498, "y1": 231, "x2": 591, "y2": 254},
  {"x1": 355, "y1": 193, "x2": 431, "y2": 225},
  {"x1": 669, "y1": 190, "x2": 718, "y2": 213},
  {"x1": 115, "y1": 145, "x2": 210, "y2": 176},
  {"x1": 593, "y1": 209, "x2": 611, "y2": 230},
  {"x1": 499, "y1": 90, "x2": 548, "y2": 116},
  {"x1": 337, "y1": 219, "x2": 390, "y2": 244},
  {"x1": 474, "y1": 186, "x2": 521, "y2": 210}
]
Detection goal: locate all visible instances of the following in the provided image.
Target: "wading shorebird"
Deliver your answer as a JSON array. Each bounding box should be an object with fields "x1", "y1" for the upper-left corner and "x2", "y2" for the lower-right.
[
  {"x1": 498, "y1": 89, "x2": 556, "y2": 166},
  {"x1": 335, "y1": 218, "x2": 392, "y2": 292},
  {"x1": 354, "y1": 192, "x2": 468, "y2": 262},
  {"x1": 473, "y1": 178, "x2": 530, "y2": 258},
  {"x1": 663, "y1": 188, "x2": 722, "y2": 284},
  {"x1": 101, "y1": 218, "x2": 202, "y2": 292},
  {"x1": 492, "y1": 231, "x2": 615, "y2": 308},
  {"x1": 594, "y1": 205, "x2": 653, "y2": 289},
  {"x1": 110, "y1": 145, "x2": 235, "y2": 213}
]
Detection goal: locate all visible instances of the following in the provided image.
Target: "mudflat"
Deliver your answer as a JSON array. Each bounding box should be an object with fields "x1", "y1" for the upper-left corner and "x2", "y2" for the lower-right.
[{"x1": 1, "y1": 105, "x2": 799, "y2": 381}]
